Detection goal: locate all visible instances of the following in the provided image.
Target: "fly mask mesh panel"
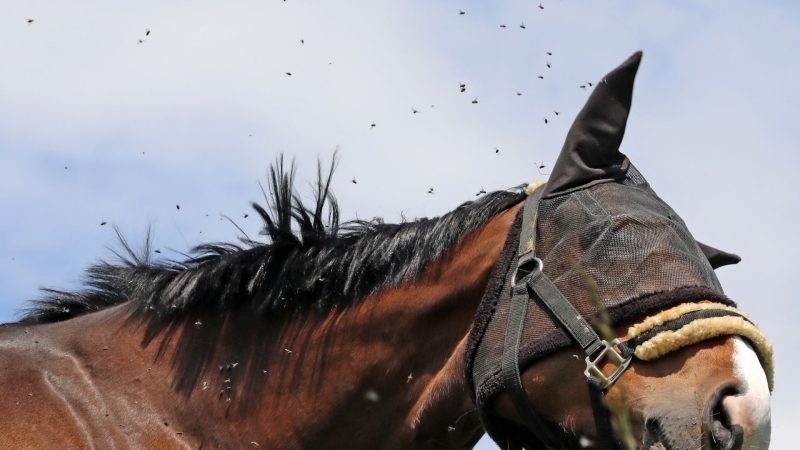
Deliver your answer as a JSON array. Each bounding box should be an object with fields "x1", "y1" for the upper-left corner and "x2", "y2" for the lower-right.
[
  {"x1": 469, "y1": 165, "x2": 732, "y2": 406},
  {"x1": 536, "y1": 165, "x2": 723, "y2": 311}
]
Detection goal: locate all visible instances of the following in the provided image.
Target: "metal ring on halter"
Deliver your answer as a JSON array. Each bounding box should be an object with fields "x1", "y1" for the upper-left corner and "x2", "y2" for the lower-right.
[{"x1": 511, "y1": 256, "x2": 543, "y2": 286}]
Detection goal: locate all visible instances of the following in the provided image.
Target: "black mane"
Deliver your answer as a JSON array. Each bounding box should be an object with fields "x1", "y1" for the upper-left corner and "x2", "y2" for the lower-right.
[{"x1": 21, "y1": 157, "x2": 525, "y2": 324}]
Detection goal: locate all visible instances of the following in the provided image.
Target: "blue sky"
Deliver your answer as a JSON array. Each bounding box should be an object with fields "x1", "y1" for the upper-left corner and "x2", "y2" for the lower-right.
[{"x1": 1, "y1": 1, "x2": 798, "y2": 448}]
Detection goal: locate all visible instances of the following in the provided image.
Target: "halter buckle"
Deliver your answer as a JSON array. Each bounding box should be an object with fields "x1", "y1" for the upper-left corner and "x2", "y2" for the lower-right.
[{"x1": 584, "y1": 339, "x2": 631, "y2": 390}]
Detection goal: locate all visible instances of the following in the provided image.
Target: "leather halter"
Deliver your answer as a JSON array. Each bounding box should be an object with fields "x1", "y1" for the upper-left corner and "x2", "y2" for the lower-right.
[{"x1": 492, "y1": 185, "x2": 633, "y2": 450}]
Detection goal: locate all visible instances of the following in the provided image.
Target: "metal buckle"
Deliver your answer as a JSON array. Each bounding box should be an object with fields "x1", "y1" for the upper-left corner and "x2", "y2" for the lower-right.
[{"x1": 583, "y1": 339, "x2": 632, "y2": 390}]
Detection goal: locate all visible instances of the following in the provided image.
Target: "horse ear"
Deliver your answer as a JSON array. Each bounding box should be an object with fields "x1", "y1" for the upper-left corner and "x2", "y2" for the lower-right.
[
  {"x1": 697, "y1": 241, "x2": 742, "y2": 269},
  {"x1": 542, "y1": 51, "x2": 642, "y2": 198}
]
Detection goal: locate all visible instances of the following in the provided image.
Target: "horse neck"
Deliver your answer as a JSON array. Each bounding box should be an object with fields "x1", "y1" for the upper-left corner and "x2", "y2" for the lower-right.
[
  {"x1": 244, "y1": 205, "x2": 521, "y2": 449},
  {"x1": 247, "y1": 205, "x2": 521, "y2": 449},
  {"x1": 52, "y1": 204, "x2": 521, "y2": 449}
]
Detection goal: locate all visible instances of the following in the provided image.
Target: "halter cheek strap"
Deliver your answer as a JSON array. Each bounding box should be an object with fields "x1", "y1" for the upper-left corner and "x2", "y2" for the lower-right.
[{"x1": 499, "y1": 184, "x2": 631, "y2": 450}]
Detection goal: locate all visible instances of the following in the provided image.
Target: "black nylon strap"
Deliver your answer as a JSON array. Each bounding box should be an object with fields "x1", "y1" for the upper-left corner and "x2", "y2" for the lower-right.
[
  {"x1": 517, "y1": 186, "x2": 544, "y2": 267},
  {"x1": 516, "y1": 184, "x2": 605, "y2": 359},
  {"x1": 501, "y1": 282, "x2": 558, "y2": 448},
  {"x1": 528, "y1": 268, "x2": 626, "y2": 450},
  {"x1": 501, "y1": 183, "x2": 559, "y2": 448},
  {"x1": 588, "y1": 380, "x2": 623, "y2": 450},
  {"x1": 526, "y1": 270, "x2": 605, "y2": 358},
  {"x1": 495, "y1": 183, "x2": 622, "y2": 449}
]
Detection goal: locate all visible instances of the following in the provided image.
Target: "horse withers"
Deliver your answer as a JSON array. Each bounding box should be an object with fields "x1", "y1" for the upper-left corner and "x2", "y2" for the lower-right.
[{"x1": 0, "y1": 52, "x2": 772, "y2": 449}]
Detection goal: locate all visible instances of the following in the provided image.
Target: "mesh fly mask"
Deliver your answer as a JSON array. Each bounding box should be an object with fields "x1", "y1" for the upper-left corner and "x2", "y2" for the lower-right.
[{"x1": 464, "y1": 52, "x2": 773, "y2": 450}]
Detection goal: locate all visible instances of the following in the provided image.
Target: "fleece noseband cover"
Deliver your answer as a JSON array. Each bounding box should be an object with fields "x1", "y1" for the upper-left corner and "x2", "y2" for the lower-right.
[{"x1": 626, "y1": 301, "x2": 773, "y2": 390}]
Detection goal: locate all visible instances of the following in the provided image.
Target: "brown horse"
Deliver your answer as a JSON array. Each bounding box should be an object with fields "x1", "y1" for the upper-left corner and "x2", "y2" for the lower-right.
[{"x1": 0, "y1": 52, "x2": 771, "y2": 450}]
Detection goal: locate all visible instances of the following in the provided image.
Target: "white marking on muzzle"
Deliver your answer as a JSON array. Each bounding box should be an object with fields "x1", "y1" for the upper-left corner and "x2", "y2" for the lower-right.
[{"x1": 726, "y1": 337, "x2": 771, "y2": 449}]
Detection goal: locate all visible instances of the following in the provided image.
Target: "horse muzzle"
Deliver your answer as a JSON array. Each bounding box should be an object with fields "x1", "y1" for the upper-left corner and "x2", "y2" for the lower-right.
[
  {"x1": 640, "y1": 338, "x2": 771, "y2": 450},
  {"x1": 708, "y1": 338, "x2": 771, "y2": 450}
]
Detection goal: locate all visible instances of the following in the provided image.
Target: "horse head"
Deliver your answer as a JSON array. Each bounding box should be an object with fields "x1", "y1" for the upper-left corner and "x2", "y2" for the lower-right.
[{"x1": 468, "y1": 52, "x2": 773, "y2": 450}]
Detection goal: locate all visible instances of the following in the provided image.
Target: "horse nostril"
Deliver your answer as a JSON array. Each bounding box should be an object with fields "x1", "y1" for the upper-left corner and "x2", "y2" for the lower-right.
[
  {"x1": 642, "y1": 418, "x2": 665, "y2": 448},
  {"x1": 705, "y1": 386, "x2": 744, "y2": 450}
]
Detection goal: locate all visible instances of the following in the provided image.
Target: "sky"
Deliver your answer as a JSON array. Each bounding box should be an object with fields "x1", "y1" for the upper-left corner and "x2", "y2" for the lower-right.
[{"x1": 1, "y1": 1, "x2": 798, "y2": 448}]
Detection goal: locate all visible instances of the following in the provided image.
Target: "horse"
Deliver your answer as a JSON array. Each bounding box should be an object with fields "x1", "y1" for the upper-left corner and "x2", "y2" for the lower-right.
[{"x1": 0, "y1": 52, "x2": 772, "y2": 450}]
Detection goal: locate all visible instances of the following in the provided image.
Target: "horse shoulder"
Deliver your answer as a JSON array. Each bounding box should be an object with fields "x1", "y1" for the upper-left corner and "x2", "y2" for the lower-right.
[{"x1": 0, "y1": 323, "x2": 193, "y2": 449}]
